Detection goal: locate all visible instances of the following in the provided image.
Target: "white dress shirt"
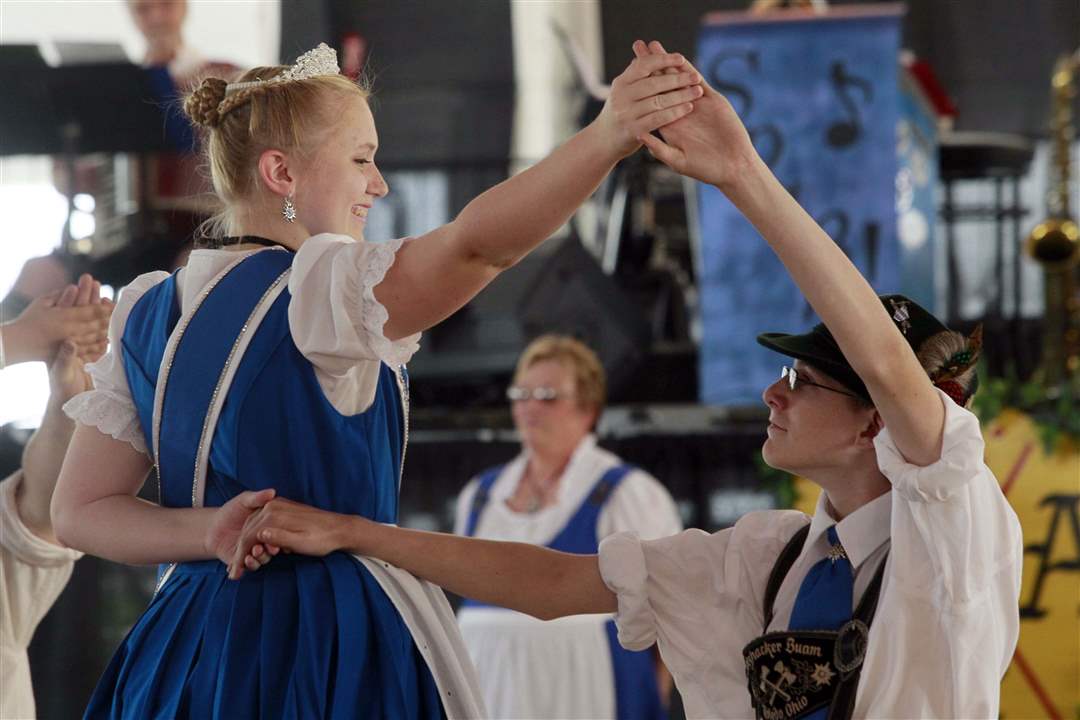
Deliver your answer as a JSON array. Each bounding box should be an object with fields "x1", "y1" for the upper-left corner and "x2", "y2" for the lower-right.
[
  {"x1": 453, "y1": 435, "x2": 683, "y2": 719},
  {"x1": 599, "y1": 390, "x2": 1023, "y2": 719}
]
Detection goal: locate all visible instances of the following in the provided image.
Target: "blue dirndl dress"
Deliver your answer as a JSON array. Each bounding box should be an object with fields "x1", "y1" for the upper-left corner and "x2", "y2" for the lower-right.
[{"x1": 84, "y1": 249, "x2": 445, "y2": 719}]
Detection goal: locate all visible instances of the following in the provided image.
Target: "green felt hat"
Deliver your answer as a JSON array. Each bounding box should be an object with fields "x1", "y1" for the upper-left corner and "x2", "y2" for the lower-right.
[{"x1": 756, "y1": 295, "x2": 963, "y2": 402}]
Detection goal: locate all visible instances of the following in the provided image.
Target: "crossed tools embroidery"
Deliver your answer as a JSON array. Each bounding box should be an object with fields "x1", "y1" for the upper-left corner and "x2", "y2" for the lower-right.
[
  {"x1": 759, "y1": 658, "x2": 836, "y2": 705},
  {"x1": 760, "y1": 662, "x2": 798, "y2": 704}
]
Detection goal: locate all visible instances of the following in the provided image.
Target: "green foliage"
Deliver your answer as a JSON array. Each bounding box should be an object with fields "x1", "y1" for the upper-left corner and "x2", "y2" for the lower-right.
[{"x1": 971, "y1": 360, "x2": 1080, "y2": 454}]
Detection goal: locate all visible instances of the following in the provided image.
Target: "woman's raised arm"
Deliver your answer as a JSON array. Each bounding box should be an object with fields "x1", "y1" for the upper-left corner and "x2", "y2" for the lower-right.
[{"x1": 376, "y1": 48, "x2": 702, "y2": 341}]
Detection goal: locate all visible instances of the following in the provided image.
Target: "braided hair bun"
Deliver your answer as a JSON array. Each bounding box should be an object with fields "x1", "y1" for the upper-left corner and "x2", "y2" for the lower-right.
[{"x1": 184, "y1": 77, "x2": 229, "y2": 129}]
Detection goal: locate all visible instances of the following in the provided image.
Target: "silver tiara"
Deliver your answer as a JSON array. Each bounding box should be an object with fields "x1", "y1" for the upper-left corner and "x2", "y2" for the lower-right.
[{"x1": 224, "y1": 43, "x2": 340, "y2": 95}]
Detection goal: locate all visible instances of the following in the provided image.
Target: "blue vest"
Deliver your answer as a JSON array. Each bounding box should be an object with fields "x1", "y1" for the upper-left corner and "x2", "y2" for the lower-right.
[{"x1": 462, "y1": 462, "x2": 667, "y2": 720}]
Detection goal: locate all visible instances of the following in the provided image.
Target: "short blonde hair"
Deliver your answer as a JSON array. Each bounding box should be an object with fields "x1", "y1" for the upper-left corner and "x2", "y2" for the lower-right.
[
  {"x1": 184, "y1": 66, "x2": 370, "y2": 235},
  {"x1": 515, "y1": 335, "x2": 606, "y2": 415}
]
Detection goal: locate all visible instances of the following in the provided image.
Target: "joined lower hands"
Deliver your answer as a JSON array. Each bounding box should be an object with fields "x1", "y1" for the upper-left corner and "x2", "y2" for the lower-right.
[{"x1": 224, "y1": 496, "x2": 347, "y2": 580}]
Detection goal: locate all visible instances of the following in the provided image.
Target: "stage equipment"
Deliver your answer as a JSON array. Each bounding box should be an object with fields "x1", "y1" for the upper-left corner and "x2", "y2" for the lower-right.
[
  {"x1": 0, "y1": 46, "x2": 198, "y2": 286},
  {"x1": 407, "y1": 235, "x2": 652, "y2": 406},
  {"x1": 552, "y1": 21, "x2": 697, "y2": 352},
  {"x1": 1025, "y1": 50, "x2": 1080, "y2": 392},
  {"x1": 0, "y1": 48, "x2": 186, "y2": 156},
  {"x1": 938, "y1": 133, "x2": 1035, "y2": 379}
]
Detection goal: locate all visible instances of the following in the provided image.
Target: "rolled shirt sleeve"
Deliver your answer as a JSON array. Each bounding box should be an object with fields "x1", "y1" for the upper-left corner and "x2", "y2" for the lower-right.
[
  {"x1": 1, "y1": 472, "x2": 82, "y2": 719},
  {"x1": 875, "y1": 388, "x2": 1023, "y2": 606},
  {"x1": 874, "y1": 388, "x2": 1023, "y2": 675},
  {"x1": 598, "y1": 511, "x2": 809, "y2": 718}
]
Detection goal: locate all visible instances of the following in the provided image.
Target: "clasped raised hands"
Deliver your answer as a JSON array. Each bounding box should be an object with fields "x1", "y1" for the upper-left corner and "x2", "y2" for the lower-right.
[
  {"x1": 630, "y1": 40, "x2": 760, "y2": 190},
  {"x1": 594, "y1": 46, "x2": 704, "y2": 159}
]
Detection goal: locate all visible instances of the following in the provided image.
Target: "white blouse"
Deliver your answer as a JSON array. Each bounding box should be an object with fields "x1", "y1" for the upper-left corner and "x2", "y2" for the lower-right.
[
  {"x1": 453, "y1": 435, "x2": 683, "y2": 719},
  {"x1": 1, "y1": 472, "x2": 83, "y2": 720},
  {"x1": 599, "y1": 389, "x2": 1023, "y2": 720},
  {"x1": 452, "y1": 434, "x2": 683, "y2": 545},
  {"x1": 64, "y1": 235, "x2": 421, "y2": 453}
]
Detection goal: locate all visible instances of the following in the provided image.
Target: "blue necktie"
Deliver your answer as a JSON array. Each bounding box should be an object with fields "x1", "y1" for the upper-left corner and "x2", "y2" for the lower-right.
[{"x1": 787, "y1": 526, "x2": 853, "y2": 719}]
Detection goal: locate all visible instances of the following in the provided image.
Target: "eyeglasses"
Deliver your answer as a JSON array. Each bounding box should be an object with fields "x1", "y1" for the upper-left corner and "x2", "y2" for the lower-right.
[
  {"x1": 779, "y1": 366, "x2": 859, "y2": 399},
  {"x1": 506, "y1": 385, "x2": 569, "y2": 403}
]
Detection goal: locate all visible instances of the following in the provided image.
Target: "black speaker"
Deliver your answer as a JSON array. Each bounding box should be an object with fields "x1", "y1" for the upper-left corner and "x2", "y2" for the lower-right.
[
  {"x1": 409, "y1": 236, "x2": 650, "y2": 407},
  {"x1": 518, "y1": 237, "x2": 650, "y2": 392}
]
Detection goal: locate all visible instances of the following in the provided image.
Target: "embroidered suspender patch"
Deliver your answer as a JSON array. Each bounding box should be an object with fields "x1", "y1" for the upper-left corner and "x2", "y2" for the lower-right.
[{"x1": 743, "y1": 623, "x2": 869, "y2": 720}]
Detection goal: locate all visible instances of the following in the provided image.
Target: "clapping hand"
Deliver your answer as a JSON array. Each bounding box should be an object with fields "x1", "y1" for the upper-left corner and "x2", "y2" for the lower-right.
[
  {"x1": 45, "y1": 275, "x2": 111, "y2": 406},
  {"x1": 3, "y1": 273, "x2": 112, "y2": 366}
]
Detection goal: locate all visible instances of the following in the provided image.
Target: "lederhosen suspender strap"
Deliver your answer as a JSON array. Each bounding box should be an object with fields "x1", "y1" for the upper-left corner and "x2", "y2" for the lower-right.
[
  {"x1": 745, "y1": 523, "x2": 890, "y2": 720},
  {"x1": 762, "y1": 525, "x2": 811, "y2": 631},
  {"x1": 827, "y1": 556, "x2": 887, "y2": 720}
]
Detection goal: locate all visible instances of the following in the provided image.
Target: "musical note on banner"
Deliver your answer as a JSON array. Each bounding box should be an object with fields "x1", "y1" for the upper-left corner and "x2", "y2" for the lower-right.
[
  {"x1": 708, "y1": 49, "x2": 785, "y2": 167},
  {"x1": 825, "y1": 61, "x2": 873, "y2": 149}
]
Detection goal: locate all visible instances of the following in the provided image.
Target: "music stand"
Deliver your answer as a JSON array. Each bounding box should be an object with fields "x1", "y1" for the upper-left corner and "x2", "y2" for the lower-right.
[{"x1": 0, "y1": 47, "x2": 186, "y2": 156}]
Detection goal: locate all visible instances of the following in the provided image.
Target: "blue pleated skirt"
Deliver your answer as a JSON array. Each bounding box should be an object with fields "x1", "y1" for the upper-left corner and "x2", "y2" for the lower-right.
[{"x1": 84, "y1": 553, "x2": 444, "y2": 719}]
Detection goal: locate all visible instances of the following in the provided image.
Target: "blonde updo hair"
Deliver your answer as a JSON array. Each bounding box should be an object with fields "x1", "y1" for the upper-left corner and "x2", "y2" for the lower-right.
[
  {"x1": 515, "y1": 335, "x2": 607, "y2": 419},
  {"x1": 183, "y1": 65, "x2": 370, "y2": 236}
]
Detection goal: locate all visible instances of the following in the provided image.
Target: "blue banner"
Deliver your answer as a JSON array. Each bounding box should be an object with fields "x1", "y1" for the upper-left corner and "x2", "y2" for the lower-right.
[{"x1": 696, "y1": 10, "x2": 905, "y2": 405}]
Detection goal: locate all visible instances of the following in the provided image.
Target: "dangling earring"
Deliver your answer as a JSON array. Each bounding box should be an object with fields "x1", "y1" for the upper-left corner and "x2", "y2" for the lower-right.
[{"x1": 281, "y1": 194, "x2": 297, "y2": 223}]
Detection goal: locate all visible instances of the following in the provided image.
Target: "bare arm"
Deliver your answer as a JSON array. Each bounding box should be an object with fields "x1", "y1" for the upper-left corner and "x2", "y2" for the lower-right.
[
  {"x1": 345, "y1": 523, "x2": 615, "y2": 621},
  {"x1": 17, "y1": 277, "x2": 105, "y2": 541},
  {"x1": 378, "y1": 49, "x2": 703, "y2": 340},
  {"x1": 638, "y1": 41, "x2": 945, "y2": 465},
  {"x1": 229, "y1": 499, "x2": 616, "y2": 620},
  {"x1": 716, "y1": 158, "x2": 944, "y2": 464},
  {"x1": 52, "y1": 423, "x2": 275, "y2": 564},
  {"x1": 18, "y1": 358, "x2": 80, "y2": 543}
]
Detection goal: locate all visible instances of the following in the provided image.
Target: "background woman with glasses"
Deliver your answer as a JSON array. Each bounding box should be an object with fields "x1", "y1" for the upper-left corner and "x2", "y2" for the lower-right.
[{"x1": 452, "y1": 334, "x2": 681, "y2": 720}]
